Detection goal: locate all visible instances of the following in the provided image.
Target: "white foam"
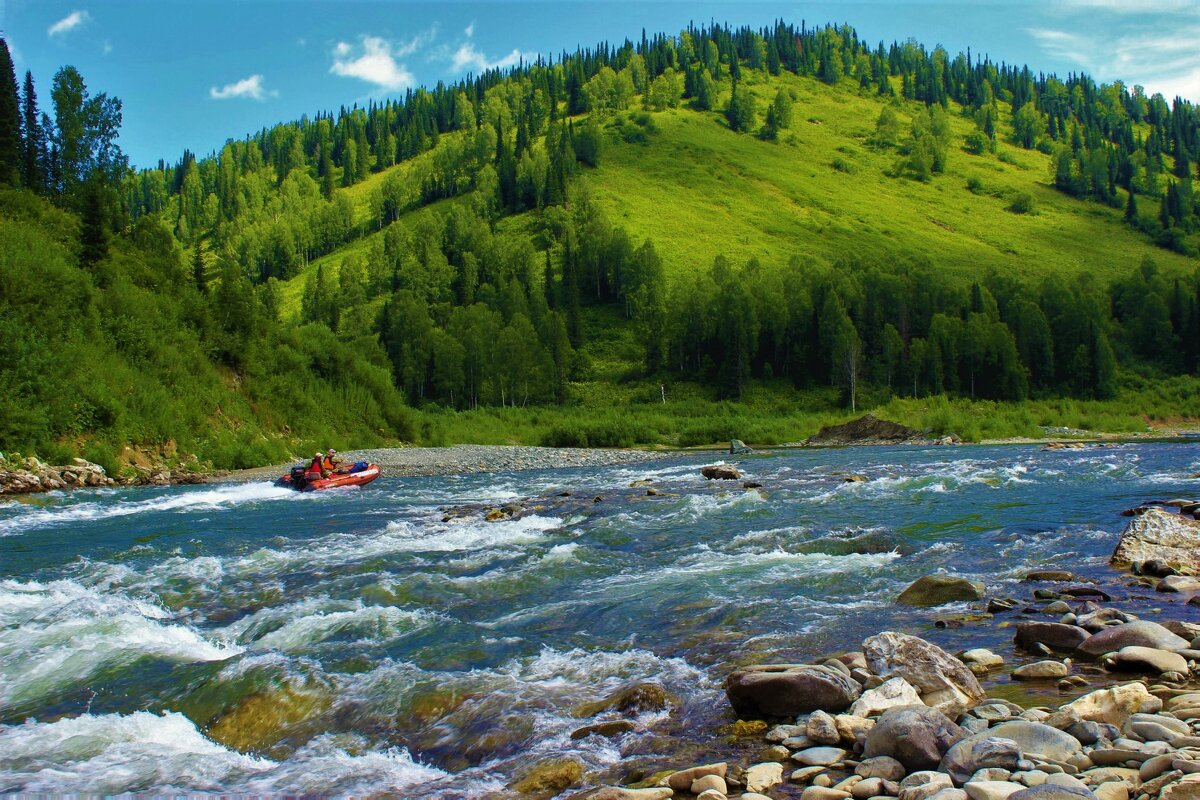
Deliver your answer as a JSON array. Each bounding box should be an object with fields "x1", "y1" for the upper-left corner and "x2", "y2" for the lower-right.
[
  {"x1": 219, "y1": 598, "x2": 436, "y2": 653},
  {"x1": 0, "y1": 482, "x2": 302, "y2": 536},
  {"x1": 0, "y1": 579, "x2": 241, "y2": 709}
]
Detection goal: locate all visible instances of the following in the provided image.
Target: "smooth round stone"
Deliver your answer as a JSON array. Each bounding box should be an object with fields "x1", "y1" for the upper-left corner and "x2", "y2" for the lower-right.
[
  {"x1": 964, "y1": 781, "x2": 1025, "y2": 800},
  {"x1": 691, "y1": 774, "x2": 727, "y2": 794},
  {"x1": 792, "y1": 766, "x2": 829, "y2": 784},
  {"x1": 976, "y1": 705, "x2": 1016, "y2": 722},
  {"x1": 854, "y1": 778, "x2": 886, "y2": 799},
  {"x1": 696, "y1": 791, "x2": 727, "y2": 800},
  {"x1": 768, "y1": 724, "x2": 807, "y2": 742},
  {"x1": 1065, "y1": 721, "x2": 1108, "y2": 746},
  {"x1": 803, "y1": 787, "x2": 852, "y2": 800},
  {"x1": 973, "y1": 770, "x2": 1015, "y2": 783},
  {"x1": 1013, "y1": 771, "x2": 1049, "y2": 787},
  {"x1": 1139, "y1": 754, "x2": 1177, "y2": 782},
  {"x1": 990, "y1": 721, "x2": 1082, "y2": 763},
  {"x1": 1091, "y1": 784, "x2": 1127, "y2": 800},
  {"x1": 835, "y1": 776, "x2": 865, "y2": 792},
  {"x1": 1080, "y1": 767, "x2": 1139, "y2": 785},
  {"x1": 1046, "y1": 774, "x2": 1090, "y2": 793},
  {"x1": 1087, "y1": 749, "x2": 1150, "y2": 766},
  {"x1": 1013, "y1": 662, "x2": 1070, "y2": 680},
  {"x1": 1127, "y1": 720, "x2": 1180, "y2": 742},
  {"x1": 743, "y1": 795, "x2": 776, "y2": 800},
  {"x1": 857, "y1": 757, "x2": 907, "y2": 782},
  {"x1": 964, "y1": 650, "x2": 1006, "y2": 668},
  {"x1": 763, "y1": 745, "x2": 792, "y2": 762},
  {"x1": 1109, "y1": 646, "x2": 1188, "y2": 675},
  {"x1": 929, "y1": 789, "x2": 969, "y2": 800},
  {"x1": 1129, "y1": 713, "x2": 1190, "y2": 735},
  {"x1": 795, "y1": 747, "x2": 851, "y2": 767},
  {"x1": 1007, "y1": 784, "x2": 1098, "y2": 800}
]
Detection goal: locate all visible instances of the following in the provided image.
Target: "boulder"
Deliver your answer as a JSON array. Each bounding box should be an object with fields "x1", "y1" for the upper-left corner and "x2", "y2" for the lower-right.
[
  {"x1": 1110, "y1": 508, "x2": 1200, "y2": 572},
  {"x1": 1106, "y1": 646, "x2": 1188, "y2": 674},
  {"x1": 574, "y1": 682, "x2": 673, "y2": 716},
  {"x1": 1015, "y1": 623, "x2": 1091, "y2": 653},
  {"x1": 793, "y1": 746, "x2": 850, "y2": 766},
  {"x1": 702, "y1": 464, "x2": 741, "y2": 480},
  {"x1": 898, "y1": 576, "x2": 986, "y2": 607},
  {"x1": 730, "y1": 439, "x2": 754, "y2": 455},
  {"x1": 570, "y1": 720, "x2": 637, "y2": 739},
  {"x1": 864, "y1": 631, "x2": 985, "y2": 715},
  {"x1": 988, "y1": 721, "x2": 1082, "y2": 763},
  {"x1": 1007, "y1": 785, "x2": 1098, "y2": 800},
  {"x1": 850, "y1": 677, "x2": 925, "y2": 718},
  {"x1": 1076, "y1": 622, "x2": 1189, "y2": 657},
  {"x1": 809, "y1": 710, "x2": 842, "y2": 745},
  {"x1": 745, "y1": 762, "x2": 785, "y2": 793},
  {"x1": 856, "y1": 756, "x2": 908, "y2": 781},
  {"x1": 726, "y1": 664, "x2": 862, "y2": 718},
  {"x1": 862, "y1": 705, "x2": 968, "y2": 772},
  {"x1": 940, "y1": 735, "x2": 1025, "y2": 786},
  {"x1": 691, "y1": 774, "x2": 727, "y2": 794}
]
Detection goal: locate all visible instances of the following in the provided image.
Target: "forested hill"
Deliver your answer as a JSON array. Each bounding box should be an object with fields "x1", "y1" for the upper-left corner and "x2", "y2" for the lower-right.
[{"x1": 3, "y1": 21, "x2": 1200, "y2": 469}]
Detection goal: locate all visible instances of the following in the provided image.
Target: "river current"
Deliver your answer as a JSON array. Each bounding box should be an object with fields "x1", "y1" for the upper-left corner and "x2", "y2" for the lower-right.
[{"x1": 1, "y1": 442, "x2": 1197, "y2": 796}]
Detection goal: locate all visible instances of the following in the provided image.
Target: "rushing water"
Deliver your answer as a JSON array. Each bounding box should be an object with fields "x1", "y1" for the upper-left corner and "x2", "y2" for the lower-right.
[{"x1": 1, "y1": 442, "x2": 1198, "y2": 796}]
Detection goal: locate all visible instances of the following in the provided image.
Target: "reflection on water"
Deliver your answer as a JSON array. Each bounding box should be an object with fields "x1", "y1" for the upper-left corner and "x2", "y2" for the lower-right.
[{"x1": 1, "y1": 442, "x2": 1197, "y2": 795}]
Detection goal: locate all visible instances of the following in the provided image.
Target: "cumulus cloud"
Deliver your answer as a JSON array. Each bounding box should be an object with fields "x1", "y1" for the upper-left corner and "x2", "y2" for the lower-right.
[
  {"x1": 210, "y1": 74, "x2": 277, "y2": 101},
  {"x1": 330, "y1": 35, "x2": 423, "y2": 91},
  {"x1": 48, "y1": 10, "x2": 89, "y2": 37},
  {"x1": 1028, "y1": 3, "x2": 1200, "y2": 102},
  {"x1": 450, "y1": 41, "x2": 532, "y2": 74}
]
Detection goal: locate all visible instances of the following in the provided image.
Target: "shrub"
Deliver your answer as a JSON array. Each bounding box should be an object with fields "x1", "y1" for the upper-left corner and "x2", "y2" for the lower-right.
[{"x1": 1009, "y1": 192, "x2": 1036, "y2": 214}]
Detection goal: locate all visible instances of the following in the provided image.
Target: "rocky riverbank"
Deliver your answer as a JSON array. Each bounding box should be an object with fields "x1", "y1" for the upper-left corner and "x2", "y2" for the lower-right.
[
  {"x1": 340, "y1": 444, "x2": 676, "y2": 477},
  {"x1": 534, "y1": 500, "x2": 1200, "y2": 800},
  {"x1": 0, "y1": 454, "x2": 210, "y2": 495}
]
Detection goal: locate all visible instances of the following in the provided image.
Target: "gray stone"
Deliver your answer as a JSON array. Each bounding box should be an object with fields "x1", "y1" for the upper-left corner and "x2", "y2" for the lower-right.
[
  {"x1": 989, "y1": 722, "x2": 1082, "y2": 763},
  {"x1": 1007, "y1": 784, "x2": 1097, "y2": 800},
  {"x1": 1106, "y1": 646, "x2": 1188, "y2": 674},
  {"x1": 726, "y1": 664, "x2": 862, "y2": 717},
  {"x1": 794, "y1": 747, "x2": 851, "y2": 767},
  {"x1": 1064, "y1": 721, "x2": 1110, "y2": 746},
  {"x1": 803, "y1": 788, "x2": 853, "y2": 800},
  {"x1": 1077, "y1": 621, "x2": 1189, "y2": 656},
  {"x1": 941, "y1": 735, "x2": 1025, "y2": 786},
  {"x1": 864, "y1": 632, "x2": 985, "y2": 716},
  {"x1": 1013, "y1": 661, "x2": 1071, "y2": 680},
  {"x1": 965, "y1": 782, "x2": 1025, "y2": 800},
  {"x1": 851, "y1": 678, "x2": 926, "y2": 718},
  {"x1": 856, "y1": 756, "x2": 908, "y2": 782},
  {"x1": 1014, "y1": 623, "x2": 1091, "y2": 653},
  {"x1": 745, "y1": 762, "x2": 785, "y2": 793},
  {"x1": 863, "y1": 705, "x2": 968, "y2": 772},
  {"x1": 1110, "y1": 508, "x2": 1200, "y2": 572},
  {"x1": 666, "y1": 763, "x2": 727, "y2": 792},
  {"x1": 810, "y1": 710, "x2": 843, "y2": 745}
]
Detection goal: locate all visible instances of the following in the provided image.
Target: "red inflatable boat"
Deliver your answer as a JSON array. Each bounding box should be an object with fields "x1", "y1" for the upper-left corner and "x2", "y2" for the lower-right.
[{"x1": 277, "y1": 463, "x2": 382, "y2": 491}]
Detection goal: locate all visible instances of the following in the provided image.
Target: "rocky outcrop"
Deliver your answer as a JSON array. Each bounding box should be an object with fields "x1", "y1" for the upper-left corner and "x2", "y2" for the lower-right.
[
  {"x1": 1110, "y1": 508, "x2": 1200, "y2": 572},
  {"x1": 0, "y1": 454, "x2": 209, "y2": 495},
  {"x1": 805, "y1": 415, "x2": 952, "y2": 446},
  {"x1": 701, "y1": 464, "x2": 741, "y2": 480}
]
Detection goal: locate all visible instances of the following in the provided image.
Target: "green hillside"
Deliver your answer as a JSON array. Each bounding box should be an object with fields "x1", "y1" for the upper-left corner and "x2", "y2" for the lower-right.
[{"x1": 4, "y1": 21, "x2": 1200, "y2": 467}]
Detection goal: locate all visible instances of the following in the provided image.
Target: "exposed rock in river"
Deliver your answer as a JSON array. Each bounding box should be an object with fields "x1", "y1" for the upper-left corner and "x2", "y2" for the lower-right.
[
  {"x1": 898, "y1": 576, "x2": 987, "y2": 607},
  {"x1": 1110, "y1": 508, "x2": 1200, "y2": 572}
]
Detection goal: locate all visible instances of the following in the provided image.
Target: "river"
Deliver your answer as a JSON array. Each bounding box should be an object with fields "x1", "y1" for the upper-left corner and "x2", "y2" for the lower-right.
[{"x1": 1, "y1": 442, "x2": 1197, "y2": 796}]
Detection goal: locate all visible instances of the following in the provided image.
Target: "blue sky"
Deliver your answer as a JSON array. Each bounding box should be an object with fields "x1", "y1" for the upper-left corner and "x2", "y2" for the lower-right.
[{"x1": 4, "y1": 1, "x2": 1199, "y2": 170}]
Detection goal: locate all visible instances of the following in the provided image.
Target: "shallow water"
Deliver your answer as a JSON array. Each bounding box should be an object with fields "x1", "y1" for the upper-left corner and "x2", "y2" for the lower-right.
[{"x1": 1, "y1": 442, "x2": 1197, "y2": 796}]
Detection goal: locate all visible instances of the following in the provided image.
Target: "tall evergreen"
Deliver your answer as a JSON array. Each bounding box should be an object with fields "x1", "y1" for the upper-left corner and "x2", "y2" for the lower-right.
[
  {"x1": 0, "y1": 38, "x2": 21, "y2": 186},
  {"x1": 21, "y1": 71, "x2": 44, "y2": 193}
]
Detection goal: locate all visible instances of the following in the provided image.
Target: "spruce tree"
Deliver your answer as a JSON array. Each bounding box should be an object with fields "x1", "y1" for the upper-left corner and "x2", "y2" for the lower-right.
[
  {"x1": 0, "y1": 38, "x2": 21, "y2": 186},
  {"x1": 21, "y1": 71, "x2": 44, "y2": 193}
]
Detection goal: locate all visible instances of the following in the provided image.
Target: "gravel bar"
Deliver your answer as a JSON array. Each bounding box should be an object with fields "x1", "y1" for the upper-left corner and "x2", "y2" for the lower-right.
[{"x1": 341, "y1": 444, "x2": 681, "y2": 477}]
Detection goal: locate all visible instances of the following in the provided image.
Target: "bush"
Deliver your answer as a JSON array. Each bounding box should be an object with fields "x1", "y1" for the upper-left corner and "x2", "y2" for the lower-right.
[
  {"x1": 966, "y1": 177, "x2": 983, "y2": 194},
  {"x1": 1009, "y1": 192, "x2": 1036, "y2": 214},
  {"x1": 963, "y1": 131, "x2": 988, "y2": 155},
  {"x1": 831, "y1": 157, "x2": 856, "y2": 174}
]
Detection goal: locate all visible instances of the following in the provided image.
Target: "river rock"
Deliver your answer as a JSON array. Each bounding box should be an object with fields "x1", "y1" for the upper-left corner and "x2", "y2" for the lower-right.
[
  {"x1": 1076, "y1": 621, "x2": 1189, "y2": 656},
  {"x1": 666, "y1": 763, "x2": 727, "y2": 792},
  {"x1": 966, "y1": 782, "x2": 1026, "y2": 800},
  {"x1": 1013, "y1": 661, "x2": 1071, "y2": 680},
  {"x1": 726, "y1": 664, "x2": 862, "y2": 718},
  {"x1": 851, "y1": 677, "x2": 925, "y2": 718},
  {"x1": 863, "y1": 706, "x2": 967, "y2": 771},
  {"x1": 803, "y1": 788, "x2": 852, "y2": 800},
  {"x1": 837, "y1": 714, "x2": 876, "y2": 745},
  {"x1": 1015, "y1": 623, "x2": 1091, "y2": 653},
  {"x1": 570, "y1": 720, "x2": 637, "y2": 739},
  {"x1": 810, "y1": 710, "x2": 842, "y2": 744},
  {"x1": 702, "y1": 464, "x2": 741, "y2": 480},
  {"x1": 864, "y1": 632, "x2": 985, "y2": 715},
  {"x1": 570, "y1": 789, "x2": 674, "y2": 800},
  {"x1": 510, "y1": 757, "x2": 584, "y2": 795},
  {"x1": 962, "y1": 650, "x2": 1005, "y2": 670},
  {"x1": 745, "y1": 762, "x2": 785, "y2": 793},
  {"x1": 1110, "y1": 508, "x2": 1200, "y2": 572},
  {"x1": 857, "y1": 756, "x2": 908, "y2": 781},
  {"x1": 941, "y1": 736, "x2": 1025, "y2": 785},
  {"x1": 1063, "y1": 683, "x2": 1154, "y2": 727},
  {"x1": 1106, "y1": 646, "x2": 1188, "y2": 674},
  {"x1": 574, "y1": 682, "x2": 673, "y2": 718},
  {"x1": 1090, "y1": 784, "x2": 1127, "y2": 800},
  {"x1": 691, "y1": 774, "x2": 727, "y2": 794},
  {"x1": 989, "y1": 722, "x2": 1081, "y2": 763},
  {"x1": 898, "y1": 576, "x2": 986, "y2": 607},
  {"x1": 794, "y1": 747, "x2": 850, "y2": 767},
  {"x1": 1157, "y1": 575, "x2": 1200, "y2": 592},
  {"x1": 1007, "y1": 784, "x2": 1097, "y2": 800}
]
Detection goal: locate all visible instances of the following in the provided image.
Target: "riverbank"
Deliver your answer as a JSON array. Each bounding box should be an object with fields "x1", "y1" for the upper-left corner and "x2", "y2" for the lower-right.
[{"x1": 553, "y1": 506, "x2": 1200, "y2": 800}]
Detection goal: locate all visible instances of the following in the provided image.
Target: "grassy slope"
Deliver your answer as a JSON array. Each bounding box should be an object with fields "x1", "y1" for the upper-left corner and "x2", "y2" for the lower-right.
[{"x1": 263, "y1": 71, "x2": 1200, "y2": 445}]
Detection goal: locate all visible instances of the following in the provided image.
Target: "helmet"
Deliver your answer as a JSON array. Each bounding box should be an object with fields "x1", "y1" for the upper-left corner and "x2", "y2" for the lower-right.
[{"x1": 327, "y1": 448, "x2": 336, "y2": 455}]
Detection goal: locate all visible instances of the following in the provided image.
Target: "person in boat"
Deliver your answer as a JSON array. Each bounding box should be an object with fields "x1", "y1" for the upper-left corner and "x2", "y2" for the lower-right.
[
  {"x1": 306, "y1": 451, "x2": 329, "y2": 480},
  {"x1": 322, "y1": 448, "x2": 346, "y2": 474}
]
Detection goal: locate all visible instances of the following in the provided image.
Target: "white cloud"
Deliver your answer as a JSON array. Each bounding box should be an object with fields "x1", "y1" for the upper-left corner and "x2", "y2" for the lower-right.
[
  {"x1": 330, "y1": 35, "x2": 418, "y2": 91},
  {"x1": 102, "y1": 40, "x2": 112, "y2": 55},
  {"x1": 1028, "y1": 4, "x2": 1200, "y2": 102},
  {"x1": 465, "y1": 22, "x2": 475, "y2": 38},
  {"x1": 48, "y1": 10, "x2": 89, "y2": 37},
  {"x1": 210, "y1": 74, "x2": 277, "y2": 101},
  {"x1": 450, "y1": 41, "x2": 534, "y2": 74}
]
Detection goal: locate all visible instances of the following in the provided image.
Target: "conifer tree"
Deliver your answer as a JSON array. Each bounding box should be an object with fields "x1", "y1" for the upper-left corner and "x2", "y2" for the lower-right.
[
  {"x1": 0, "y1": 38, "x2": 21, "y2": 186},
  {"x1": 21, "y1": 71, "x2": 45, "y2": 193}
]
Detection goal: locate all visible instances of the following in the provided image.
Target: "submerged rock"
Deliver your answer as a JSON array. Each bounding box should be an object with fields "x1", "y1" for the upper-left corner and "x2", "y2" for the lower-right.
[
  {"x1": 1076, "y1": 621, "x2": 1189, "y2": 656},
  {"x1": 574, "y1": 682, "x2": 673, "y2": 717},
  {"x1": 510, "y1": 757, "x2": 584, "y2": 795},
  {"x1": 898, "y1": 576, "x2": 986, "y2": 607}
]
